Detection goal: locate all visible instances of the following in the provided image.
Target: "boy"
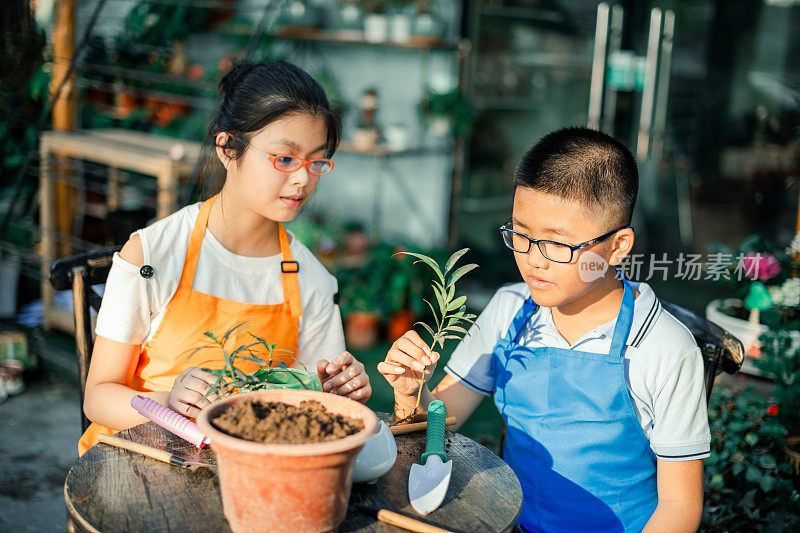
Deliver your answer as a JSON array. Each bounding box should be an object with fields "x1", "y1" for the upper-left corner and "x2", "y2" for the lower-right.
[{"x1": 378, "y1": 127, "x2": 709, "y2": 532}]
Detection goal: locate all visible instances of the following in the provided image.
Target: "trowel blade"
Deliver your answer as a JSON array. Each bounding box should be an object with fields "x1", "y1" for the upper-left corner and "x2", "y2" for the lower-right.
[{"x1": 408, "y1": 455, "x2": 453, "y2": 515}]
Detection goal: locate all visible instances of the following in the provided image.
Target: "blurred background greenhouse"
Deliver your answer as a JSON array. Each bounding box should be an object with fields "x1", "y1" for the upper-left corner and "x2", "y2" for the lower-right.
[{"x1": 1, "y1": 0, "x2": 799, "y2": 529}]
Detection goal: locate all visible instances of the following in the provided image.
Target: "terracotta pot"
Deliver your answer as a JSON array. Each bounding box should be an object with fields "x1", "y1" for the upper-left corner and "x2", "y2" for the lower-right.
[
  {"x1": 197, "y1": 389, "x2": 378, "y2": 533},
  {"x1": 387, "y1": 309, "x2": 415, "y2": 342},
  {"x1": 344, "y1": 311, "x2": 381, "y2": 350}
]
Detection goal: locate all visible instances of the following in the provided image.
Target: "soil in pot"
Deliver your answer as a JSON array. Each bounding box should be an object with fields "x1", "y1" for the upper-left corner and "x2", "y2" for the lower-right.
[{"x1": 212, "y1": 399, "x2": 364, "y2": 444}]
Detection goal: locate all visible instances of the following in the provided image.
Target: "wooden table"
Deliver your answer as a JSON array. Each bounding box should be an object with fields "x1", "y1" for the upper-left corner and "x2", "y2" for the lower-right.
[{"x1": 64, "y1": 420, "x2": 522, "y2": 532}]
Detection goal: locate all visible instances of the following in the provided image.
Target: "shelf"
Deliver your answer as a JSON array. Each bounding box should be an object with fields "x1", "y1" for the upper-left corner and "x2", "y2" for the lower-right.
[
  {"x1": 222, "y1": 24, "x2": 457, "y2": 50},
  {"x1": 480, "y1": 5, "x2": 566, "y2": 25},
  {"x1": 338, "y1": 141, "x2": 450, "y2": 157},
  {"x1": 509, "y1": 51, "x2": 592, "y2": 71},
  {"x1": 472, "y1": 97, "x2": 541, "y2": 111}
]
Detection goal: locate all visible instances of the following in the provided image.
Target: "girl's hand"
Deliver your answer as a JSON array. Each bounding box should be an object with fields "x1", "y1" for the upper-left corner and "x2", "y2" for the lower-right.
[
  {"x1": 317, "y1": 352, "x2": 372, "y2": 403},
  {"x1": 168, "y1": 367, "x2": 219, "y2": 418},
  {"x1": 377, "y1": 330, "x2": 439, "y2": 396}
]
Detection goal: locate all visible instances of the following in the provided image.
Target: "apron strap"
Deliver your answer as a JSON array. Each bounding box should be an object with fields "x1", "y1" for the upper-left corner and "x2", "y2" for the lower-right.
[
  {"x1": 278, "y1": 224, "x2": 303, "y2": 318},
  {"x1": 178, "y1": 195, "x2": 216, "y2": 290},
  {"x1": 608, "y1": 279, "x2": 635, "y2": 359},
  {"x1": 508, "y1": 297, "x2": 538, "y2": 343}
]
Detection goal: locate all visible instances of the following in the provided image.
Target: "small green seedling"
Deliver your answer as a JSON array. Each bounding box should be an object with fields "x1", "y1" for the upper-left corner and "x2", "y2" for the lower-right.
[
  {"x1": 188, "y1": 320, "x2": 322, "y2": 401},
  {"x1": 394, "y1": 248, "x2": 479, "y2": 422}
]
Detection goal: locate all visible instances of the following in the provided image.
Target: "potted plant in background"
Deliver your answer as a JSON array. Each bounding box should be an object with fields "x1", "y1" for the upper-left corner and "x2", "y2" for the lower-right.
[
  {"x1": 419, "y1": 86, "x2": 474, "y2": 142},
  {"x1": 328, "y1": 0, "x2": 365, "y2": 39},
  {"x1": 277, "y1": 0, "x2": 324, "y2": 35},
  {"x1": 357, "y1": 0, "x2": 391, "y2": 42},
  {"x1": 338, "y1": 265, "x2": 384, "y2": 350},
  {"x1": 705, "y1": 234, "x2": 799, "y2": 366},
  {"x1": 412, "y1": 0, "x2": 446, "y2": 45},
  {"x1": 193, "y1": 321, "x2": 378, "y2": 532},
  {"x1": 388, "y1": 0, "x2": 415, "y2": 43}
]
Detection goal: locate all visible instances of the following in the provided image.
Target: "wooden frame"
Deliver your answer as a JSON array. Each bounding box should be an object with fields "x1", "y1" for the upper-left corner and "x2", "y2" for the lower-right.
[
  {"x1": 39, "y1": 128, "x2": 201, "y2": 333},
  {"x1": 49, "y1": 246, "x2": 121, "y2": 432}
]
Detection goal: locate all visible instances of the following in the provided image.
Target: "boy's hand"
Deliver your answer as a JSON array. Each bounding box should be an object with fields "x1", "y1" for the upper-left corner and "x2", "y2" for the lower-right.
[
  {"x1": 168, "y1": 367, "x2": 219, "y2": 418},
  {"x1": 377, "y1": 330, "x2": 439, "y2": 396},
  {"x1": 317, "y1": 352, "x2": 372, "y2": 403}
]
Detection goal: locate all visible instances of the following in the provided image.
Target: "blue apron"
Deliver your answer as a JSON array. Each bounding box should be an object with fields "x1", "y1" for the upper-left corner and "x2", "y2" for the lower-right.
[{"x1": 492, "y1": 280, "x2": 657, "y2": 532}]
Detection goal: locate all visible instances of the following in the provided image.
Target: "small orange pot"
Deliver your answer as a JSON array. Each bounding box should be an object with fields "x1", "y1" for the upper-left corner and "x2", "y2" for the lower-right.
[
  {"x1": 197, "y1": 389, "x2": 378, "y2": 533},
  {"x1": 344, "y1": 311, "x2": 381, "y2": 350},
  {"x1": 387, "y1": 309, "x2": 415, "y2": 342}
]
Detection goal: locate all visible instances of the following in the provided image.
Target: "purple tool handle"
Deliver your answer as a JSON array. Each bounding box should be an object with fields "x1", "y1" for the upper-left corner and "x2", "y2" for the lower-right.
[{"x1": 131, "y1": 395, "x2": 210, "y2": 448}]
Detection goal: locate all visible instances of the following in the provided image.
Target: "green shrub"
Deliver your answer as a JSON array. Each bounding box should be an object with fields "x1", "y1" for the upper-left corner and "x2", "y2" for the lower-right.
[{"x1": 702, "y1": 387, "x2": 799, "y2": 530}]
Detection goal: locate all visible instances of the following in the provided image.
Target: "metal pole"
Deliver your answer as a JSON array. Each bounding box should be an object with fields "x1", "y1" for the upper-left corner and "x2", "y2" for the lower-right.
[
  {"x1": 636, "y1": 8, "x2": 663, "y2": 161},
  {"x1": 588, "y1": 3, "x2": 610, "y2": 130},
  {"x1": 651, "y1": 10, "x2": 674, "y2": 162}
]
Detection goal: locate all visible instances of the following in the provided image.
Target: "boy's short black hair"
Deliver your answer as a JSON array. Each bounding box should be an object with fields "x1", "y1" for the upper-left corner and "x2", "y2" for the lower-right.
[{"x1": 514, "y1": 127, "x2": 638, "y2": 228}]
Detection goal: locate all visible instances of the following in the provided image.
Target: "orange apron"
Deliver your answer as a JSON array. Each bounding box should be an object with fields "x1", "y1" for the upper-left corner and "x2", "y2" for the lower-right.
[{"x1": 79, "y1": 195, "x2": 303, "y2": 455}]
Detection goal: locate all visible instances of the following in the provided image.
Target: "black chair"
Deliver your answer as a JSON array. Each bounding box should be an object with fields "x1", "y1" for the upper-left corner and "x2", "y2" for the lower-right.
[
  {"x1": 659, "y1": 300, "x2": 744, "y2": 405},
  {"x1": 49, "y1": 245, "x2": 122, "y2": 433}
]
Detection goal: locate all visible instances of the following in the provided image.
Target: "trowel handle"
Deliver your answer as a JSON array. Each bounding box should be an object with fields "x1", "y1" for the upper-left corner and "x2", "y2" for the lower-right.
[{"x1": 421, "y1": 400, "x2": 448, "y2": 463}]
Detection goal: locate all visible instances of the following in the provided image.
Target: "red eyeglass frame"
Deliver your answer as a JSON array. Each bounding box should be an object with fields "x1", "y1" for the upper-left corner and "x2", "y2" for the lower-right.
[{"x1": 212, "y1": 131, "x2": 334, "y2": 176}]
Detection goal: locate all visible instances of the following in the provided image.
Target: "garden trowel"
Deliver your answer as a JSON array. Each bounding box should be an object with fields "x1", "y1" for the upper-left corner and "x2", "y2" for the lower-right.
[{"x1": 408, "y1": 400, "x2": 452, "y2": 515}]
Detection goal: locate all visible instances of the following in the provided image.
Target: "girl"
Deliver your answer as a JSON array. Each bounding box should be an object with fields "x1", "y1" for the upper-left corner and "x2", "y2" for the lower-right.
[{"x1": 80, "y1": 61, "x2": 371, "y2": 455}]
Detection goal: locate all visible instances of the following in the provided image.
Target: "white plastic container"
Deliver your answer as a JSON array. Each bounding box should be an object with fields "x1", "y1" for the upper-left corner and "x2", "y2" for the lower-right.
[{"x1": 353, "y1": 420, "x2": 397, "y2": 484}]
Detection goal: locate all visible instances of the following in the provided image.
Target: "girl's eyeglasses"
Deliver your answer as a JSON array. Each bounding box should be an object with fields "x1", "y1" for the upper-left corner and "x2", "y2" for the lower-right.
[
  {"x1": 213, "y1": 132, "x2": 334, "y2": 176},
  {"x1": 250, "y1": 146, "x2": 334, "y2": 176},
  {"x1": 499, "y1": 219, "x2": 630, "y2": 264}
]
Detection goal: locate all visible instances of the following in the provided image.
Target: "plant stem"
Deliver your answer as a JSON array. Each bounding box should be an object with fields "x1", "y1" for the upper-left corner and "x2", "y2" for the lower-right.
[{"x1": 414, "y1": 368, "x2": 426, "y2": 412}]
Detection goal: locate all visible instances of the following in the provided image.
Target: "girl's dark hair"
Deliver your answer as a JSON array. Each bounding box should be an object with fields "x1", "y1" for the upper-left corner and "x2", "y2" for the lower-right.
[{"x1": 202, "y1": 60, "x2": 341, "y2": 196}]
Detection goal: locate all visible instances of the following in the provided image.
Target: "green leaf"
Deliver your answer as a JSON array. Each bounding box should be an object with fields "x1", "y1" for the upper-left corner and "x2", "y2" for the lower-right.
[
  {"x1": 444, "y1": 325, "x2": 470, "y2": 336},
  {"x1": 744, "y1": 432, "x2": 759, "y2": 446},
  {"x1": 759, "y1": 475, "x2": 775, "y2": 493},
  {"x1": 221, "y1": 320, "x2": 250, "y2": 345},
  {"x1": 229, "y1": 341, "x2": 265, "y2": 358},
  {"x1": 732, "y1": 462, "x2": 744, "y2": 476},
  {"x1": 397, "y1": 251, "x2": 445, "y2": 285},
  {"x1": 758, "y1": 455, "x2": 777, "y2": 469},
  {"x1": 444, "y1": 248, "x2": 469, "y2": 273},
  {"x1": 745, "y1": 465, "x2": 762, "y2": 483},
  {"x1": 432, "y1": 279, "x2": 445, "y2": 295},
  {"x1": 203, "y1": 331, "x2": 220, "y2": 343},
  {"x1": 432, "y1": 283, "x2": 447, "y2": 315},
  {"x1": 446, "y1": 283, "x2": 455, "y2": 302},
  {"x1": 415, "y1": 321, "x2": 436, "y2": 341},
  {"x1": 423, "y1": 298, "x2": 440, "y2": 326},
  {"x1": 446, "y1": 295, "x2": 467, "y2": 312},
  {"x1": 446, "y1": 263, "x2": 478, "y2": 288},
  {"x1": 236, "y1": 355, "x2": 268, "y2": 365},
  {"x1": 186, "y1": 344, "x2": 212, "y2": 360},
  {"x1": 220, "y1": 348, "x2": 232, "y2": 370}
]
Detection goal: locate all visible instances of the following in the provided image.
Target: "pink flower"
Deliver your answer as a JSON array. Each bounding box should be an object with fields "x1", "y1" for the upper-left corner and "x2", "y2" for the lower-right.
[{"x1": 742, "y1": 253, "x2": 781, "y2": 281}]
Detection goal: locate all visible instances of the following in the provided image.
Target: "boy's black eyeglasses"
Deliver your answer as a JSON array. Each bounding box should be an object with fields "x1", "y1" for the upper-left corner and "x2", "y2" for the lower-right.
[{"x1": 499, "y1": 220, "x2": 631, "y2": 264}]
